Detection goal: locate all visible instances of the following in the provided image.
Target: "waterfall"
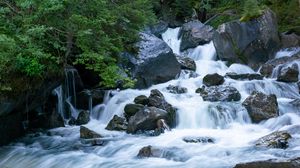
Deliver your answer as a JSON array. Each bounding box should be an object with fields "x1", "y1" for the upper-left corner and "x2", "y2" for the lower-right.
[
  {"x1": 2, "y1": 28, "x2": 300, "y2": 168},
  {"x1": 52, "y1": 85, "x2": 65, "y2": 119},
  {"x1": 64, "y1": 67, "x2": 78, "y2": 109}
]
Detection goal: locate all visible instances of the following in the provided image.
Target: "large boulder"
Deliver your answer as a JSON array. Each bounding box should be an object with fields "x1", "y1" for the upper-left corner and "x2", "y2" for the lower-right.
[
  {"x1": 179, "y1": 20, "x2": 214, "y2": 51},
  {"x1": 280, "y1": 33, "x2": 300, "y2": 48},
  {"x1": 124, "y1": 104, "x2": 144, "y2": 120},
  {"x1": 133, "y1": 95, "x2": 149, "y2": 105},
  {"x1": 80, "y1": 126, "x2": 102, "y2": 139},
  {"x1": 196, "y1": 86, "x2": 241, "y2": 102},
  {"x1": 137, "y1": 145, "x2": 189, "y2": 162},
  {"x1": 134, "y1": 33, "x2": 181, "y2": 88},
  {"x1": 213, "y1": 9, "x2": 280, "y2": 69},
  {"x1": 145, "y1": 21, "x2": 168, "y2": 38},
  {"x1": 76, "y1": 110, "x2": 90, "y2": 125},
  {"x1": 277, "y1": 64, "x2": 299, "y2": 82},
  {"x1": 148, "y1": 89, "x2": 177, "y2": 127},
  {"x1": 225, "y1": 72, "x2": 264, "y2": 81},
  {"x1": 242, "y1": 92, "x2": 279, "y2": 123},
  {"x1": 127, "y1": 107, "x2": 169, "y2": 133},
  {"x1": 255, "y1": 131, "x2": 292, "y2": 149},
  {"x1": 203, "y1": 73, "x2": 225, "y2": 86},
  {"x1": 106, "y1": 115, "x2": 128, "y2": 131},
  {"x1": 260, "y1": 52, "x2": 300, "y2": 77},
  {"x1": 234, "y1": 158, "x2": 300, "y2": 168}
]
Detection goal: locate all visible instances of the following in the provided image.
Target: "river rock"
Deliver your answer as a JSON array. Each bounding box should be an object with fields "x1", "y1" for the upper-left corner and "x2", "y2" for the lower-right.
[
  {"x1": 260, "y1": 52, "x2": 300, "y2": 77},
  {"x1": 127, "y1": 107, "x2": 169, "y2": 133},
  {"x1": 197, "y1": 86, "x2": 241, "y2": 102},
  {"x1": 277, "y1": 64, "x2": 299, "y2": 82},
  {"x1": 80, "y1": 126, "x2": 102, "y2": 139},
  {"x1": 124, "y1": 104, "x2": 144, "y2": 120},
  {"x1": 176, "y1": 56, "x2": 196, "y2": 71},
  {"x1": 203, "y1": 73, "x2": 225, "y2": 86},
  {"x1": 134, "y1": 32, "x2": 181, "y2": 88},
  {"x1": 242, "y1": 91, "x2": 279, "y2": 123},
  {"x1": 225, "y1": 72, "x2": 264, "y2": 80},
  {"x1": 166, "y1": 85, "x2": 188, "y2": 94},
  {"x1": 280, "y1": 32, "x2": 300, "y2": 48},
  {"x1": 137, "y1": 145, "x2": 189, "y2": 162},
  {"x1": 234, "y1": 157, "x2": 300, "y2": 168},
  {"x1": 255, "y1": 131, "x2": 292, "y2": 149},
  {"x1": 213, "y1": 9, "x2": 280, "y2": 69},
  {"x1": 133, "y1": 95, "x2": 149, "y2": 105},
  {"x1": 76, "y1": 110, "x2": 90, "y2": 125},
  {"x1": 179, "y1": 20, "x2": 214, "y2": 51},
  {"x1": 148, "y1": 89, "x2": 177, "y2": 127},
  {"x1": 183, "y1": 137, "x2": 215, "y2": 143},
  {"x1": 106, "y1": 115, "x2": 128, "y2": 131},
  {"x1": 146, "y1": 20, "x2": 168, "y2": 38}
]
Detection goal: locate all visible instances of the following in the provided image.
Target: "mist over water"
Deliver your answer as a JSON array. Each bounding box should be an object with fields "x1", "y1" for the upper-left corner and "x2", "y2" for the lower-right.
[{"x1": 1, "y1": 28, "x2": 300, "y2": 168}]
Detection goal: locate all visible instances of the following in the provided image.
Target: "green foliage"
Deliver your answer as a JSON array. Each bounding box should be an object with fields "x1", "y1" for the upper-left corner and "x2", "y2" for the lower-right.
[
  {"x1": 0, "y1": 0, "x2": 155, "y2": 93},
  {"x1": 240, "y1": 0, "x2": 263, "y2": 22}
]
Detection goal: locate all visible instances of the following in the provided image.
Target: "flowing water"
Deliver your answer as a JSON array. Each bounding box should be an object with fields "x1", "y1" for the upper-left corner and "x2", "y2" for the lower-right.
[{"x1": 1, "y1": 28, "x2": 300, "y2": 168}]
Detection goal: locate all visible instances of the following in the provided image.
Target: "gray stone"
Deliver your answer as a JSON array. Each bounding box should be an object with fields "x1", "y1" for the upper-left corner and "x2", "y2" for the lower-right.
[
  {"x1": 106, "y1": 115, "x2": 128, "y2": 131},
  {"x1": 80, "y1": 126, "x2": 102, "y2": 139},
  {"x1": 197, "y1": 85, "x2": 241, "y2": 102},
  {"x1": 255, "y1": 131, "x2": 292, "y2": 149},
  {"x1": 242, "y1": 91, "x2": 279, "y2": 123},
  {"x1": 213, "y1": 9, "x2": 280, "y2": 69},
  {"x1": 179, "y1": 20, "x2": 214, "y2": 51},
  {"x1": 203, "y1": 73, "x2": 225, "y2": 86}
]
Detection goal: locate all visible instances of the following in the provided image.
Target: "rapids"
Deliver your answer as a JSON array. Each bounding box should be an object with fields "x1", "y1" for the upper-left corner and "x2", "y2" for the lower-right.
[{"x1": 1, "y1": 28, "x2": 300, "y2": 168}]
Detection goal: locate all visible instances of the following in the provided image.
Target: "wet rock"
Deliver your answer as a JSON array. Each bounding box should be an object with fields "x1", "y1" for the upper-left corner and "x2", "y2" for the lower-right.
[
  {"x1": 166, "y1": 85, "x2": 188, "y2": 94},
  {"x1": 183, "y1": 137, "x2": 215, "y2": 143},
  {"x1": 242, "y1": 91, "x2": 279, "y2": 123},
  {"x1": 277, "y1": 64, "x2": 299, "y2": 82},
  {"x1": 76, "y1": 89, "x2": 109, "y2": 110},
  {"x1": 80, "y1": 126, "x2": 102, "y2": 139},
  {"x1": 234, "y1": 157, "x2": 300, "y2": 168},
  {"x1": 255, "y1": 131, "x2": 292, "y2": 149},
  {"x1": 137, "y1": 145, "x2": 189, "y2": 162},
  {"x1": 133, "y1": 95, "x2": 149, "y2": 105},
  {"x1": 80, "y1": 138, "x2": 106, "y2": 146},
  {"x1": 124, "y1": 104, "x2": 144, "y2": 120},
  {"x1": 179, "y1": 20, "x2": 214, "y2": 51},
  {"x1": 203, "y1": 73, "x2": 224, "y2": 86},
  {"x1": 197, "y1": 85, "x2": 241, "y2": 102},
  {"x1": 260, "y1": 52, "x2": 300, "y2": 77},
  {"x1": 127, "y1": 107, "x2": 169, "y2": 133},
  {"x1": 225, "y1": 72, "x2": 264, "y2": 81},
  {"x1": 76, "y1": 110, "x2": 90, "y2": 125},
  {"x1": 146, "y1": 21, "x2": 168, "y2": 38},
  {"x1": 148, "y1": 89, "x2": 177, "y2": 126},
  {"x1": 68, "y1": 117, "x2": 76, "y2": 125},
  {"x1": 280, "y1": 33, "x2": 300, "y2": 48},
  {"x1": 176, "y1": 56, "x2": 196, "y2": 71},
  {"x1": 106, "y1": 115, "x2": 128, "y2": 131},
  {"x1": 134, "y1": 32, "x2": 181, "y2": 88},
  {"x1": 213, "y1": 9, "x2": 280, "y2": 69}
]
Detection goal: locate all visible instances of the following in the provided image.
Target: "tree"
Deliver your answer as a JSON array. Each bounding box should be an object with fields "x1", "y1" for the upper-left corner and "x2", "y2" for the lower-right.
[{"x1": 0, "y1": 0, "x2": 155, "y2": 94}]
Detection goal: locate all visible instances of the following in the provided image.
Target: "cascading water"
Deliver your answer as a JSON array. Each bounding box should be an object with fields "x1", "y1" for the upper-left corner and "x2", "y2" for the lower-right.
[{"x1": 1, "y1": 28, "x2": 300, "y2": 168}]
